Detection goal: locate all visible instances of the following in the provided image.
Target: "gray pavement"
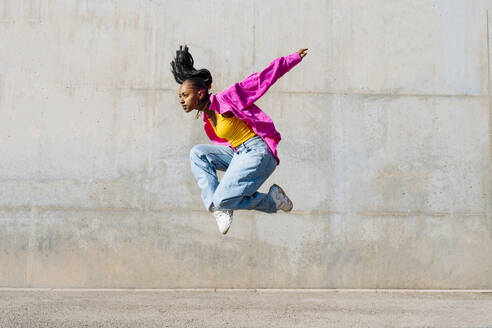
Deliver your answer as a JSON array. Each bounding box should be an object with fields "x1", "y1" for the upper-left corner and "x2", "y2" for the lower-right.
[{"x1": 1, "y1": 289, "x2": 492, "y2": 328}]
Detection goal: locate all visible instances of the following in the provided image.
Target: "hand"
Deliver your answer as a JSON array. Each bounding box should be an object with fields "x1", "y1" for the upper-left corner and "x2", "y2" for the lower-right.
[{"x1": 297, "y1": 48, "x2": 308, "y2": 59}]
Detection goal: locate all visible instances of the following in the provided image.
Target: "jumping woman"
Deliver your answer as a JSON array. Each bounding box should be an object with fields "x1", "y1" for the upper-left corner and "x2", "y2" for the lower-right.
[{"x1": 171, "y1": 45, "x2": 308, "y2": 234}]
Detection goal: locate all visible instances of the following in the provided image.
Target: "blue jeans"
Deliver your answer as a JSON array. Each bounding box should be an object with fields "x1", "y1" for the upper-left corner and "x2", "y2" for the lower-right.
[{"x1": 190, "y1": 136, "x2": 278, "y2": 213}]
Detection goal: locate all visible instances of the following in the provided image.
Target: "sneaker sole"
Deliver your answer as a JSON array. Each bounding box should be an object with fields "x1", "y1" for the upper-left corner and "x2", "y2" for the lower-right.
[{"x1": 271, "y1": 184, "x2": 293, "y2": 212}]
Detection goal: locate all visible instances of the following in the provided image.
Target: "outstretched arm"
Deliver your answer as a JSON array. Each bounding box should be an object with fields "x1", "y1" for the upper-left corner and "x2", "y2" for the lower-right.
[{"x1": 219, "y1": 48, "x2": 308, "y2": 111}]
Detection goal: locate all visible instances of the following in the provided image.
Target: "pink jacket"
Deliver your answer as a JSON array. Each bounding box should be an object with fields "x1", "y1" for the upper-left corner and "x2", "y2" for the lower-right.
[{"x1": 203, "y1": 52, "x2": 302, "y2": 165}]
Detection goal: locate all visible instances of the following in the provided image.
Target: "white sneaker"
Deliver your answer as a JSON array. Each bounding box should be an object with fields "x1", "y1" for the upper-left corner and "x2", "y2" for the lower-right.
[
  {"x1": 268, "y1": 184, "x2": 293, "y2": 212},
  {"x1": 211, "y1": 205, "x2": 233, "y2": 234}
]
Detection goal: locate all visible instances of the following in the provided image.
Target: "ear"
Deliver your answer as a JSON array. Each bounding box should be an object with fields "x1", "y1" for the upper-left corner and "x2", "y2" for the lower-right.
[{"x1": 198, "y1": 89, "x2": 205, "y2": 99}]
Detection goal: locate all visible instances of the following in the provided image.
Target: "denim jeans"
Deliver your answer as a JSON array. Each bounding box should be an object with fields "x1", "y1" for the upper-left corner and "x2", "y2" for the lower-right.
[{"x1": 190, "y1": 136, "x2": 278, "y2": 213}]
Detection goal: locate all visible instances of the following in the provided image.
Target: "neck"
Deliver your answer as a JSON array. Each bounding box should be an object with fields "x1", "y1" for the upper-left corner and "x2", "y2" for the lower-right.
[
  {"x1": 197, "y1": 97, "x2": 211, "y2": 113},
  {"x1": 195, "y1": 97, "x2": 211, "y2": 119}
]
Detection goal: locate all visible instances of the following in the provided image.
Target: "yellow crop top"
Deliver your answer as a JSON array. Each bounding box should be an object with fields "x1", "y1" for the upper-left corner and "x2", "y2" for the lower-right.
[{"x1": 209, "y1": 112, "x2": 257, "y2": 147}]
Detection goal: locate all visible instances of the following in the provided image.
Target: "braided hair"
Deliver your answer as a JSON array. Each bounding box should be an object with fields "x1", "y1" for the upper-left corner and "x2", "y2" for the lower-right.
[{"x1": 171, "y1": 45, "x2": 212, "y2": 93}]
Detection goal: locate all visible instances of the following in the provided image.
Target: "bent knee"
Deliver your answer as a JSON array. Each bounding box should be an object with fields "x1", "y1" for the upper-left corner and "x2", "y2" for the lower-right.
[{"x1": 189, "y1": 144, "x2": 207, "y2": 162}]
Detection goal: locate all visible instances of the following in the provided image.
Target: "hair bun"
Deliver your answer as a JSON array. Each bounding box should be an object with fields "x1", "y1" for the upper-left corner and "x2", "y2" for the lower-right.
[{"x1": 170, "y1": 45, "x2": 212, "y2": 87}]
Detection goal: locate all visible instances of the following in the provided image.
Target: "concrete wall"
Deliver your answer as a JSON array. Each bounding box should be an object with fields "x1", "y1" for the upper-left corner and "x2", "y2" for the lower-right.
[{"x1": 0, "y1": 0, "x2": 491, "y2": 288}]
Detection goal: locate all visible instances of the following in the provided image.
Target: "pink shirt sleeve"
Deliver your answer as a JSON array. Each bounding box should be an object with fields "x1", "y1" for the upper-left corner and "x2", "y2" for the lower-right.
[{"x1": 217, "y1": 52, "x2": 302, "y2": 111}]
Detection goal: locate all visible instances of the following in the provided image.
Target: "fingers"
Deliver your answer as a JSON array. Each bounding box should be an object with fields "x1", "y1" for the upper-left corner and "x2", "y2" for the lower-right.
[{"x1": 297, "y1": 48, "x2": 308, "y2": 58}]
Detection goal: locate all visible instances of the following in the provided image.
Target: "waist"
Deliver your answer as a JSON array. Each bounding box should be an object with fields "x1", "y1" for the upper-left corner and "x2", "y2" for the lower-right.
[{"x1": 235, "y1": 135, "x2": 264, "y2": 150}]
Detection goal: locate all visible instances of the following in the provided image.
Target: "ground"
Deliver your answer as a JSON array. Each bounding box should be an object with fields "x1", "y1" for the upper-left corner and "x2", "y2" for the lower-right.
[{"x1": 1, "y1": 289, "x2": 492, "y2": 327}]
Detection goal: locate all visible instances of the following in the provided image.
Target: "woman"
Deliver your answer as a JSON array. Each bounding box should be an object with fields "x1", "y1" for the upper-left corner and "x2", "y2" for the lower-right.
[{"x1": 171, "y1": 45, "x2": 308, "y2": 234}]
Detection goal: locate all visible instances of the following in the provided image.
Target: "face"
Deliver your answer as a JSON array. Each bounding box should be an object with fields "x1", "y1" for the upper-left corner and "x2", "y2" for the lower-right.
[{"x1": 178, "y1": 81, "x2": 206, "y2": 113}]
